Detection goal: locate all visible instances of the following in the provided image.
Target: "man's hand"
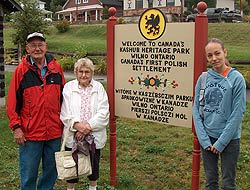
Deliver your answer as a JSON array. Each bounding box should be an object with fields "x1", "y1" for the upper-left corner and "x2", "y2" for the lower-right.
[{"x1": 14, "y1": 128, "x2": 26, "y2": 146}]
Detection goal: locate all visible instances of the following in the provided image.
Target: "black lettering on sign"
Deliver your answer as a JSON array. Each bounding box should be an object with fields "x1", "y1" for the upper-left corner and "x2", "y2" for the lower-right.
[
  {"x1": 136, "y1": 113, "x2": 141, "y2": 118},
  {"x1": 175, "y1": 113, "x2": 187, "y2": 120},
  {"x1": 172, "y1": 48, "x2": 190, "y2": 54}
]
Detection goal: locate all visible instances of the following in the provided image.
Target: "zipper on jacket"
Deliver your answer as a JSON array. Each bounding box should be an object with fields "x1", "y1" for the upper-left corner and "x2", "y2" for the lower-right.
[{"x1": 26, "y1": 99, "x2": 32, "y2": 132}]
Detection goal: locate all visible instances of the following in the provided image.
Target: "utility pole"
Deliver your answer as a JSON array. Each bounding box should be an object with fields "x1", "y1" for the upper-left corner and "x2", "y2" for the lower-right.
[
  {"x1": 181, "y1": 0, "x2": 184, "y2": 22},
  {"x1": 240, "y1": 0, "x2": 242, "y2": 15}
]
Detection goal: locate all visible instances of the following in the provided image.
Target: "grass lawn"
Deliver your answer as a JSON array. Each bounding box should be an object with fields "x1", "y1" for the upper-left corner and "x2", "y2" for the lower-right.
[
  {"x1": 4, "y1": 23, "x2": 106, "y2": 53},
  {"x1": 1, "y1": 72, "x2": 250, "y2": 190},
  {"x1": 208, "y1": 23, "x2": 250, "y2": 62}
]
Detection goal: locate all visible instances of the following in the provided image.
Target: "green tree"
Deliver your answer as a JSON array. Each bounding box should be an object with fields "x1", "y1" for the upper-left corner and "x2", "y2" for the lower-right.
[
  {"x1": 42, "y1": 0, "x2": 52, "y2": 10},
  {"x1": 50, "y1": 0, "x2": 66, "y2": 12},
  {"x1": 50, "y1": 1, "x2": 63, "y2": 13},
  {"x1": 10, "y1": 0, "x2": 49, "y2": 55},
  {"x1": 235, "y1": 0, "x2": 250, "y2": 15},
  {"x1": 102, "y1": 6, "x2": 109, "y2": 19},
  {"x1": 242, "y1": 2, "x2": 250, "y2": 15},
  {"x1": 42, "y1": 0, "x2": 66, "y2": 11}
]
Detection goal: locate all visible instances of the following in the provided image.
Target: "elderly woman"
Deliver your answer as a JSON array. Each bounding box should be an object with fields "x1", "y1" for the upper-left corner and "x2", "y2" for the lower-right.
[{"x1": 60, "y1": 57, "x2": 110, "y2": 190}]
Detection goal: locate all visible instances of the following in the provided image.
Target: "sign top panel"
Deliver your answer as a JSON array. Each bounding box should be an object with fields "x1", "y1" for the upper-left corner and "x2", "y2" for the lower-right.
[{"x1": 139, "y1": 8, "x2": 166, "y2": 41}]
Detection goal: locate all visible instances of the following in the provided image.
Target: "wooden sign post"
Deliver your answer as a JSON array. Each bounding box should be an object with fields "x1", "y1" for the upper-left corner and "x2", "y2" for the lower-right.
[
  {"x1": 192, "y1": 2, "x2": 208, "y2": 190},
  {"x1": 106, "y1": 2, "x2": 208, "y2": 189}
]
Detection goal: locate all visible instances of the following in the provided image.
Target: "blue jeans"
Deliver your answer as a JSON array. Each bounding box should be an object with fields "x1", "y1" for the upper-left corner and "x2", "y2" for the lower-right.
[
  {"x1": 202, "y1": 137, "x2": 240, "y2": 190},
  {"x1": 19, "y1": 138, "x2": 61, "y2": 190}
]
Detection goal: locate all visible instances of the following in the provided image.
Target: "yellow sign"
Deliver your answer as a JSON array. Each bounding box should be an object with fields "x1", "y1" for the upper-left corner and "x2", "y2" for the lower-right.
[{"x1": 139, "y1": 8, "x2": 166, "y2": 41}]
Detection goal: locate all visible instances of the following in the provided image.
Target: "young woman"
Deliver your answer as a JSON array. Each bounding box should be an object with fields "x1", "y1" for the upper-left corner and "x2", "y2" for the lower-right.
[{"x1": 193, "y1": 38, "x2": 246, "y2": 190}]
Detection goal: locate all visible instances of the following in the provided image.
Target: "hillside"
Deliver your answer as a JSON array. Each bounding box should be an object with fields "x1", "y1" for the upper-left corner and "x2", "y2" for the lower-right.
[{"x1": 4, "y1": 22, "x2": 250, "y2": 61}]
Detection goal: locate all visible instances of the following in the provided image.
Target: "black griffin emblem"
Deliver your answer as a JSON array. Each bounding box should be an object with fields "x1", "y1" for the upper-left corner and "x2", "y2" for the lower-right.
[{"x1": 145, "y1": 14, "x2": 160, "y2": 36}]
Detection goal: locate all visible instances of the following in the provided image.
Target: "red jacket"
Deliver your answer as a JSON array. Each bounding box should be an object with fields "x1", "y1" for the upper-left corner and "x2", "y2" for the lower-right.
[{"x1": 7, "y1": 53, "x2": 66, "y2": 141}]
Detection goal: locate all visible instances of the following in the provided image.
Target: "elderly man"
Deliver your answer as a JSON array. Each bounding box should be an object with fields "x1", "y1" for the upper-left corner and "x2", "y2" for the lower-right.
[{"x1": 7, "y1": 32, "x2": 65, "y2": 190}]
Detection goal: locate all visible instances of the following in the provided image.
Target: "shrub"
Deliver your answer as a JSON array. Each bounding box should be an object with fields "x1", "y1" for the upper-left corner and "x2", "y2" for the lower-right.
[
  {"x1": 58, "y1": 56, "x2": 75, "y2": 71},
  {"x1": 4, "y1": 51, "x2": 12, "y2": 65},
  {"x1": 55, "y1": 19, "x2": 70, "y2": 33},
  {"x1": 243, "y1": 71, "x2": 250, "y2": 89},
  {"x1": 118, "y1": 17, "x2": 125, "y2": 24},
  {"x1": 243, "y1": 15, "x2": 250, "y2": 23},
  {"x1": 58, "y1": 43, "x2": 87, "y2": 71},
  {"x1": 94, "y1": 57, "x2": 107, "y2": 74},
  {"x1": 74, "y1": 43, "x2": 87, "y2": 60}
]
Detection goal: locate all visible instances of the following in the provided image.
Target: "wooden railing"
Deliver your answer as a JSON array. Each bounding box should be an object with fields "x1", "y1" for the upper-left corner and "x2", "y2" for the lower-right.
[
  {"x1": 5, "y1": 48, "x2": 249, "y2": 65},
  {"x1": 5, "y1": 48, "x2": 21, "y2": 65},
  {"x1": 4, "y1": 48, "x2": 106, "y2": 64}
]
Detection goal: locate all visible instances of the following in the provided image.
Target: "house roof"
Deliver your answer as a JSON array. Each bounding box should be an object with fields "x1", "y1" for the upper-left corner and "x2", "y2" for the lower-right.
[
  {"x1": 39, "y1": 1, "x2": 46, "y2": 5},
  {"x1": 1, "y1": 0, "x2": 23, "y2": 12},
  {"x1": 62, "y1": 0, "x2": 122, "y2": 10},
  {"x1": 41, "y1": 9, "x2": 53, "y2": 14},
  {"x1": 57, "y1": 4, "x2": 103, "y2": 14},
  {"x1": 62, "y1": 0, "x2": 70, "y2": 10}
]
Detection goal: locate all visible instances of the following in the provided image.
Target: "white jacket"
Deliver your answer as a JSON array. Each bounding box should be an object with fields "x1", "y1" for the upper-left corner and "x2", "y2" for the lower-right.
[{"x1": 60, "y1": 79, "x2": 110, "y2": 149}]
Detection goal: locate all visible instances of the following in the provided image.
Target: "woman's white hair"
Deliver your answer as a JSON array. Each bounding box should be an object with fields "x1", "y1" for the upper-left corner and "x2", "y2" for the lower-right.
[{"x1": 74, "y1": 57, "x2": 94, "y2": 73}]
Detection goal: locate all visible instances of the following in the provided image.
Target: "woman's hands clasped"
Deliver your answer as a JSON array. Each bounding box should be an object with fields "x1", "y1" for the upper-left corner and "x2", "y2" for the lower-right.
[
  {"x1": 206, "y1": 145, "x2": 220, "y2": 155},
  {"x1": 73, "y1": 122, "x2": 92, "y2": 141}
]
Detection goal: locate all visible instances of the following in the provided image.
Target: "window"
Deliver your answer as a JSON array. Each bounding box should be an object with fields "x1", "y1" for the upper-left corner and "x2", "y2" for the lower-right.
[
  {"x1": 148, "y1": 0, "x2": 153, "y2": 8},
  {"x1": 166, "y1": 0, "x2": 174, "y2": 6},
  {"x1": 135, "y1": 0, "x2": 143, "y2": 9},
  {"x1": 83, "y1": 0, "x2": 88, "y2": 3},
  {"x1": 76, "y1": 0, "x2": 80, "y2": 4}
]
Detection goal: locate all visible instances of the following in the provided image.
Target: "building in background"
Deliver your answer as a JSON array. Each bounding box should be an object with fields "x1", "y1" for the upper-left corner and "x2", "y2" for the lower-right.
[
  {"x1": 0, "y1": 0, "x2": 22, "y2": 107},
  {"x1": 216, "y1": 0, "x2": 235, "y2": 10},
  {"x1": 38, "y1": 1, "x2": 53, "y2": 20},
  {"x1": 56, "y1": 0, "x2": 123, "y2": 23},
  {"x1": 123, "y1": 0, "x2": 183, "y2": 22}
]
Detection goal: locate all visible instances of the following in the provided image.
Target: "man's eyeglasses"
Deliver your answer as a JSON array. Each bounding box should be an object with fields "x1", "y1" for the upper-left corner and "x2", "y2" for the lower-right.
[{"x1": 28, "y1": 43, "x2": 46, "y2": 49}]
